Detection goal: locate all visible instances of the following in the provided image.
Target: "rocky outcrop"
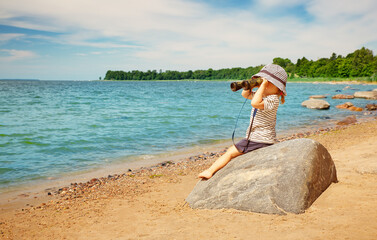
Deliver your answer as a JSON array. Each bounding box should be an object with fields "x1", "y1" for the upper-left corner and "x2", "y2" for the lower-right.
[
  {"x1": 354, "y1": 91, "x2": 377, "y2": 99},
  {"x1": 186, "y1": 139, "x2": 338, "y2": 215},
  {"x1": 302, "y1": 99, "x2": 330, "y2": 109},
  {"x1": 332, "y1": 94, "x2": 354, "y2": 99}
]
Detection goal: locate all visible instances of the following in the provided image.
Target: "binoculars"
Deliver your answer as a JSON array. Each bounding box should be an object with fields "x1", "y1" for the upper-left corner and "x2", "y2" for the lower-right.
[{"x1": 230, "y1": 77, "x2": 263, "y2": 92}]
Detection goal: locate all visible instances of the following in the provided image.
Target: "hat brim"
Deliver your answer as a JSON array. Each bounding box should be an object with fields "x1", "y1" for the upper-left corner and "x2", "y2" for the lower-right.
[{"x1": 252, "y1": 72, "x2": 287, "y2": 96}]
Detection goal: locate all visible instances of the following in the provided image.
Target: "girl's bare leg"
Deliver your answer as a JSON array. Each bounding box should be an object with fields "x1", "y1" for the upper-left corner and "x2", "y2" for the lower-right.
[{"x1": 198, "y1": 145, "x2": 243, "y2": 179}]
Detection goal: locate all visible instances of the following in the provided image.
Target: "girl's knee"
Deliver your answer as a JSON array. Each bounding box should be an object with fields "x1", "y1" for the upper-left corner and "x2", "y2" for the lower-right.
[{"x1": 227, "y1": 146, "x2": 243, "y2": 158}]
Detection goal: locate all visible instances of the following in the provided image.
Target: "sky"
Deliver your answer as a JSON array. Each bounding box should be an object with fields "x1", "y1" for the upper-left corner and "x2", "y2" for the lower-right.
[{"x1": 0, "y1": 0, "x2": 377, "y2": 80}]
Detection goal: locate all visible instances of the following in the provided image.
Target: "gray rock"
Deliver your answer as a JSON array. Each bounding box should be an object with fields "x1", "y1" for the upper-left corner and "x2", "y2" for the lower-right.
[
  {"x1": 186, "y1": 139, "x2": 338, "y2": 215},
  {"x1": 301, "y1": 99, "x2": 330, "y2": 109},
  {"x1": 354, "y1": 91, "x2": 377, "y2": 99}
]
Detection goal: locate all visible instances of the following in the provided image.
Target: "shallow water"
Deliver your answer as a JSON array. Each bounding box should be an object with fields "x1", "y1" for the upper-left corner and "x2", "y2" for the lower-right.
[{"x1": 0, "y1": 80, "x2": 376, "y2": 191}]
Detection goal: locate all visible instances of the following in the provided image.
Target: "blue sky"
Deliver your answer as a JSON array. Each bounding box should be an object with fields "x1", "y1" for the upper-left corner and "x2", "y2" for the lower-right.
[{"x1": 0, "y1": 0, "x2": 377, "y2": 80}]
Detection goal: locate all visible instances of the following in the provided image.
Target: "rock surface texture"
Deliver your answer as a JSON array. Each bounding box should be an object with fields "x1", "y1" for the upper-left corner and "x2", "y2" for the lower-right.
[
  {"x1": 186, "y1": 139, "x2": 338, "y2": 215},
  {"x1": 301, "y1": 99, "x2": 330, "y2": 109},
  {"x1": 336, "y1": 102, "x2": 354, "y2": 109},
  {"x1": 366, "y1": 104, "x2": 377, "y2": 111},
  {"x1": 332, "y1": 94, "x2": 354, "y2": 99},
  {"x1": 309, "y1": 95, "x2": 327, "y2": 99},
  {"x1": 354, "y1": 91, "x2": 377, "y2": 99}
]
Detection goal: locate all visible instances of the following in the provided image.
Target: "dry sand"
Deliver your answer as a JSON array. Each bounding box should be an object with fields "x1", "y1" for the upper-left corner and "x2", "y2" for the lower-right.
[{"x1": 1, "y1": 119, "x2": 377, "y2": 240}]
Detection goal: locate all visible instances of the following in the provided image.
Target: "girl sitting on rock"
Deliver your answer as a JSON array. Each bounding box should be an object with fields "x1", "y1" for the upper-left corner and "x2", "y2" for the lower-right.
[{"x1": 198, "y1": 64, "x2": 287, "y2": 179}]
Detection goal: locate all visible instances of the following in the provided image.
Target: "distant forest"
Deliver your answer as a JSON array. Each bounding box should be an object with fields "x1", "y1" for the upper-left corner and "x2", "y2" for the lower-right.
[{"x1": 104, "y1": 47, "x2": 377, "y2": 81}]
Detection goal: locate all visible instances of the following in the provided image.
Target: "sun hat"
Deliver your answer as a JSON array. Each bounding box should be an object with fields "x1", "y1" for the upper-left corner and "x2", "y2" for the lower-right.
[{"x1": 252, "y1": 63, "x2": 287, "y2": 95}]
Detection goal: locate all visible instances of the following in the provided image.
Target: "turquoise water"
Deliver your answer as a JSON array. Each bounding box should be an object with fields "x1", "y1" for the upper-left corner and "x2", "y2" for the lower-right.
[{"x1": 0, "y1": 80, "x2": 376, "y2": 191}]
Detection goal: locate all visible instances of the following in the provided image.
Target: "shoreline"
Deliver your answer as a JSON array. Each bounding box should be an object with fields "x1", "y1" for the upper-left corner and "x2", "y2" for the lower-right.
[
  {"x1": 1, "y1": 118, "x2": 376, "y2": 239},
  {"x1": 1, "y1": 110, "x2": 375, "y2": 197},
  {"x1": 102, "y1": 79, "x2": 377, "y2": 84},
  {"x1": 0, "y1": 138, "x2": 233, "y2": 209},
  {"x1": 289, "y1": 80, "x2": 377, "y2": 85},
  {"x1": 1, "y1": 114, "x2": 376, "y2": 212}
]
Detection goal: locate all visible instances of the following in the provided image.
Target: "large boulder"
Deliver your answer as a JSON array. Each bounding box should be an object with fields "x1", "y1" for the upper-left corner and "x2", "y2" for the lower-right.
[
  {"x1": 186, "y1": 139, "x2": 338, "y2": 215},
  {"x1": 302, "y1": 99, "x2": 330, "y2": 109},
  {"x1": 354, "y1": 91, "x2": 377, "y2": 99}
]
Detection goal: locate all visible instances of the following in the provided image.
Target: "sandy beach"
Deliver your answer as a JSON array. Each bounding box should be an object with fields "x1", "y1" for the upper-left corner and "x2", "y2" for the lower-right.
[{"x1": 1, "y1": 118, "x2": 377, "y2": 239}]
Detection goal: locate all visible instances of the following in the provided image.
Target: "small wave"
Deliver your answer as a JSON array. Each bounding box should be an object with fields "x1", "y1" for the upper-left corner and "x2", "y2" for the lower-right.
[
  {"x1": 0, "y1": 133, "x2": 31, "y2": 137},
  {"x1": 89, "y1": 124, "x2": 102, "y2": 128},
  {"x1": 20, "y1": 140, "x2": 49, "y2": 146},
  {"x1": 0, "y1": 167, "x2": 13, "y2": 174},
  {"x1": 27, "y1": 101, "x2": 42, "y2": 105},
  {"x1": 0, "y1": 142, "x2": 11, "y2": 147},
  {"x1": 0, "y1": 152, "x2": 17, "y2": 157}
]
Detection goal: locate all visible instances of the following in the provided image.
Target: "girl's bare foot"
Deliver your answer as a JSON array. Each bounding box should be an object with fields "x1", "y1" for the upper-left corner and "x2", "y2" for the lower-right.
[{"x1": 198, "y1": 169, "x2": 213, "y2": 179}]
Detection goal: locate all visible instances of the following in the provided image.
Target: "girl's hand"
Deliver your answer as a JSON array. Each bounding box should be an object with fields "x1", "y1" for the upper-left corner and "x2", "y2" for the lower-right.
[
  {"x1": 251, "y1": 78, "x2": 268, "y2": 109},
  {"x1": 260, "y1": 78, "x2": 269, "y2": 87}
]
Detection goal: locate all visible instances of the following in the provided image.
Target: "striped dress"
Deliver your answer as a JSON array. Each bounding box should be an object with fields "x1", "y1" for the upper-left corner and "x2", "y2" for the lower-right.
[{"x1": 246, "y1": 94, "x2": 280, "y2": 144}]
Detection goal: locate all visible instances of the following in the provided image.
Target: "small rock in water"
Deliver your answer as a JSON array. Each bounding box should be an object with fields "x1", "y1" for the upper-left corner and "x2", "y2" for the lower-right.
[
  {"x1": 301, "y1": 99, "x2": 330, "y2": 110},
  {"x1": 348, "y1": 106, "x2": 363, "y2": 112},
  {"x1": 354, "y1": 91, "x2": 377, "y2": 100},
  {"x1": 332, "y1": 94, "x2": 354, "y2": 99},
  {"x1": 309, "y1": 95, "x2": 327, "y2": 99},
  {"x1": 336, "y1": 102, "x2": 353, "y2": 109},
  {"x1": 365, "y1": 104, "x2": 377, "y2": 111}
]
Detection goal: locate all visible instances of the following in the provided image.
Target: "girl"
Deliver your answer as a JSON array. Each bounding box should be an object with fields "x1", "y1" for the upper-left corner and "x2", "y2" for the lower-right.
[{"x1": 198, "y1": 64, "x2": 287, "y2": 179}]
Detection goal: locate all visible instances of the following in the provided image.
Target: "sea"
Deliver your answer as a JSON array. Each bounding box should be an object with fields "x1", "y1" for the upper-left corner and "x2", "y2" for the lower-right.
[{"x1": 0, "y1": 80, "x2": 376, "y2": 193}]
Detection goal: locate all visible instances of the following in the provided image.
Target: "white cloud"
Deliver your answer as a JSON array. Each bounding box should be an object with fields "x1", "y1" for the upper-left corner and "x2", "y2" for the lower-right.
[
  {"x1": 0, "y1": 0, "x2": 376, "y2": 72},
  {"x1": 0, "y1": 49, "x2": 36, "y2": 61},
  {"x1": 307, "y1": 0, "x2": 377, "y2": 21},
  {"x1": 257, "y1": 0, "x2": 306, "y2": 7},
  {"x1": 0, "y1": 33, "x2": 24, "y2": 44}
]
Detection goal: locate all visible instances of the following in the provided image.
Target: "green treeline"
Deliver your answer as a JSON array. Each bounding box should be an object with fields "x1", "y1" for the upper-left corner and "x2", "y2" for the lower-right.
[{"x1": 104, "y1": 47, "x2": 377, "y2": 81}]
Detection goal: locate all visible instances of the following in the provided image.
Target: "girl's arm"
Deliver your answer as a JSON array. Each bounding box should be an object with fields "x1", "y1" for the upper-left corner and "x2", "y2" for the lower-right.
[
  {"x1": 241, "y1": 89, "x2": 254, "y2": 99},
  {"x1": 250, "y1": 79, "x2": 269, "y2": 110}
]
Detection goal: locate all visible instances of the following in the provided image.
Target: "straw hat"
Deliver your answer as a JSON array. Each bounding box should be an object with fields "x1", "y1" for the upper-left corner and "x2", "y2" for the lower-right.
[{"x1": 252, "y1": 64, "x2": 287, "y2": 95}]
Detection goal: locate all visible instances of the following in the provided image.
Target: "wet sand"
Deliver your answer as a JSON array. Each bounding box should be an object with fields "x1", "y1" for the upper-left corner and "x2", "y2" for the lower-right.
[{"x1": 1, "y1": 119, "x2": 377, "y2": 239}]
